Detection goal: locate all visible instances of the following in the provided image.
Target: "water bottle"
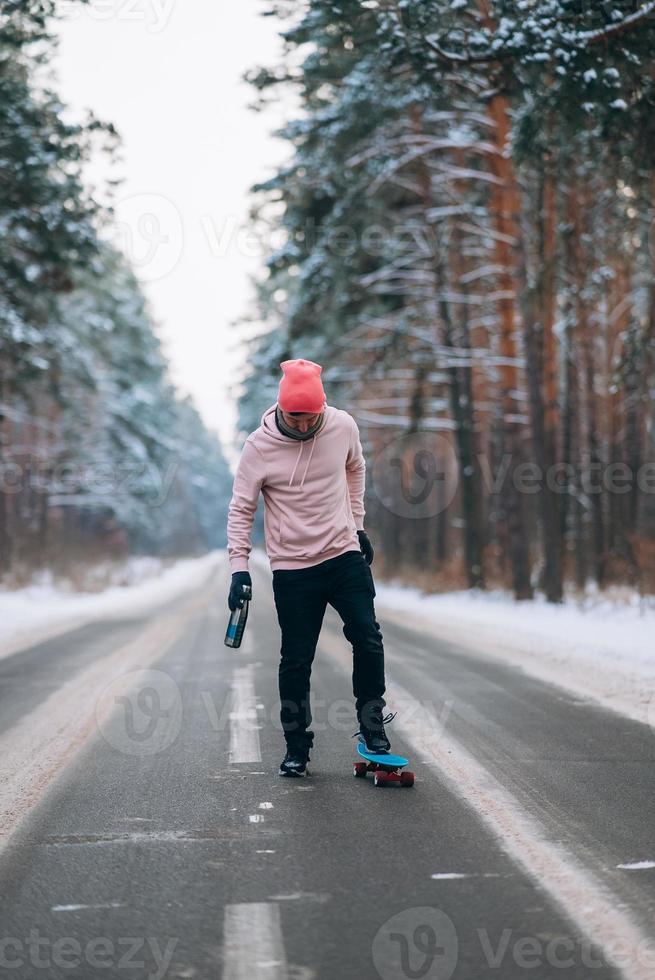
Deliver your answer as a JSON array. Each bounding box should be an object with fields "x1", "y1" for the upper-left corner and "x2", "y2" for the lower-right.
[{"x1": 224, "y1": 584, "x2": 252, "y2": 648}]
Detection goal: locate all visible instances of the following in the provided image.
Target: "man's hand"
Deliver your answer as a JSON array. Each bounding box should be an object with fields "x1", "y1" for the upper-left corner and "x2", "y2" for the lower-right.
[
  {"x1": 229, "y1": 571, "x2": 252, "y2": 610},
  {"x1": 357, "y1": 529, "x2": 374, "y2": 565}
]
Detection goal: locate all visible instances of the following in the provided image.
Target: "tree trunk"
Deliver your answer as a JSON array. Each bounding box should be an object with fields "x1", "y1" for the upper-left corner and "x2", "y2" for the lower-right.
[
  {"x1": 409, "y1": 105, "x2": 485, "y2": 589},
  {"x1": 486, "y1": 90, "x2": 533, "y2": 599},
  {"x1": 569, "y1": 183, "x2": 605, "y2": 585},
  {"x1": 539, "y1": 155, "x2": 563, "y2": 600},
  {"x1": 449, "y1": 195, "x2": 486, "y2": 588},
  {"x1": 522, "y1": 154, "x2": 564, "y2": 601},
  {"x1": 562, "y1": 182, "x2": 586, "y2": 588}
]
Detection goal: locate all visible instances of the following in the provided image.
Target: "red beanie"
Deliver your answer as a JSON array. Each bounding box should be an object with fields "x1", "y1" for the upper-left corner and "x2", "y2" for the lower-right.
[{"x1": 277, "y1": 359, "x2": 326, "y2": 413}]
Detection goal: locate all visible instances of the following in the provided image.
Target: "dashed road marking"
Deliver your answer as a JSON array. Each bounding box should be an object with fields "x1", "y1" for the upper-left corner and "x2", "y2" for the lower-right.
[
  {"x1": 52, "y1": 902, "x2": 124, "y2": 911},
  {"x1": 223, "y1": 902, "x2": 287, "y2": 980},
  {"x1": 228, "y1": 666, "x2": 262, "y2": 765}
]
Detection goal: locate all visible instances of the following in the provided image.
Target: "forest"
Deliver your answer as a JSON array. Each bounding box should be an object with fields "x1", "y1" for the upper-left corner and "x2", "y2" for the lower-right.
[
  {"x1": 239, "y1": 0, "x2": 655, "y2": 601},
  {"x1": 0, "y1": 0, "x2": 232, "y2": 585}
]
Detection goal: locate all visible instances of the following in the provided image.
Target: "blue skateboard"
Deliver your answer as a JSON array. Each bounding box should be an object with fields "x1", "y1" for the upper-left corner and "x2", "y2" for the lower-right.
[{"x1": 354, "y1": 742, "x2": 415, "y2": 787}]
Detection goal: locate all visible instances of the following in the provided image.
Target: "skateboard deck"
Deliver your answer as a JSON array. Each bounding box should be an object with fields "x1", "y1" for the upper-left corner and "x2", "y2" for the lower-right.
[
  {"x1": 354, "y1": 741, "x2": 415, "y2": 787},
  {"x1": 356, "y1": 743, "x2": 409, "y2": 767}
]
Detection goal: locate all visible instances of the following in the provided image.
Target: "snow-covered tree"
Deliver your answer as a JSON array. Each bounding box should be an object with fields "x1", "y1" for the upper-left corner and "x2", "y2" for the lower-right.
[
  {"x1": 239, "y1": 0, "x2": 655, "y2": 599},
  {"x1": 0, "y1": 2, "x2": 232, "y2": 581}
]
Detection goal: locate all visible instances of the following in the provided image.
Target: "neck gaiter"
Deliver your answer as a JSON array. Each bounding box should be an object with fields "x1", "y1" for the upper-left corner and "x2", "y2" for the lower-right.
[{"x1": 275, "y1": 405, "x2": 325, "y2": 441}]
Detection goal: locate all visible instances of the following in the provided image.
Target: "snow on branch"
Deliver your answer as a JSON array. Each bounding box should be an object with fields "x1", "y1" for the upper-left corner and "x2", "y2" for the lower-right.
[
  {"x1": 424, "y1": 34, "x2": 493, "y2": 65},
  {"x1": 457, "y1": 221, "x2": 518, "y2": 247},
  {"x1": 436, "y1": 290, "x2": 496, "y2": 305},
  {"x1": 321, "y1": 368, "x2": 362, "y2": 382},
  {"x1": 459, "y1": 263, "x2": 505, "y2": 283},
  {"x1": 359, "y1": 397, "x2": 450, "y2": 412},
  {"x1": 423, "y1": 109, "x2": 495, "y2": 129},
  {"x1": 425, "y1": 204, "x2": 476, "y2": 220},
  {"x1": 366, "y1": 147, "x2": 503, "y2": 194},
  {"x1": 335, "y1": 321, "x2": 433, "y2": 347},
  {"x1": 430, "y1": 161, "x2": 504, "y2": 184},
  {"x1": 353, "y1": 409, "x2": 457, "y2": 431},
  {"x1": 347, "y1": 136, "x2": 499, "y2": 169},
  {"x1": 579, "y1": 2, "x2": 655, "y2": 45},
  {"x1": 368, "y1": 284, "x2": 435, "y2": 299},
  {"x1": 359, "y1": 267, "x2": 435, "y2": 288}
]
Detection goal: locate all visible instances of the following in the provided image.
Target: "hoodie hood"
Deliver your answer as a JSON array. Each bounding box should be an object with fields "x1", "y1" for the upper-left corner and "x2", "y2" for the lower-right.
[{"x1": 259, "y1": 400, "x2": 330, "y2": 488}]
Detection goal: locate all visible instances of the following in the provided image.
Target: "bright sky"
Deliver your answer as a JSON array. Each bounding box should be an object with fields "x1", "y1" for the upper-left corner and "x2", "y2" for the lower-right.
[{"x1": 53, "y1": 0, "x2": 293, "y2": 469}]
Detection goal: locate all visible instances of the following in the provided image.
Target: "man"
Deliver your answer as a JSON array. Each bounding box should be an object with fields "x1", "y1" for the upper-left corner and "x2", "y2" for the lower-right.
[{"x1": 226, "y1": 357, "x2": 394, "y2": 776}]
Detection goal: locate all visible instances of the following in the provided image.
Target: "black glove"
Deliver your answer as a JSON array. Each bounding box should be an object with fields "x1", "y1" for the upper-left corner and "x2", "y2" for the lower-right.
[
  {"x1": 229, "y1": 571, "x2": 252, "y2": 611},
  {"x1": 357, "y1": 529, "x2": 374, "y2": 565}
]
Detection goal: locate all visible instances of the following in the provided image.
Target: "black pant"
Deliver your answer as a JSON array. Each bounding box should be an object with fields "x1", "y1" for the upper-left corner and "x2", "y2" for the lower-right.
[{"x1": 272, "y1": 549, "x2": 386, "y2": 749}]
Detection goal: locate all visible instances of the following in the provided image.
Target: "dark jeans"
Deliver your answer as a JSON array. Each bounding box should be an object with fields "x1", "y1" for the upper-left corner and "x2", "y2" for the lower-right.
[{"x1": 272, "y1": 549, "x2": 386, "y2": 750}]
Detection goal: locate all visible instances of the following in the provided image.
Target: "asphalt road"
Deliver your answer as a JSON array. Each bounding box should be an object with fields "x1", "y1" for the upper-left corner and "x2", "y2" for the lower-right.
[{"x1": 0, "y1": 559, "x2": 653, "y2": 980}]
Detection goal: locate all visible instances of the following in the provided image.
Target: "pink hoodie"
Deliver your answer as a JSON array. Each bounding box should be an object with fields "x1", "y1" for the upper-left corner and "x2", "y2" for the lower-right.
[{"x1": 227, "y1": 402, "x2": 366, "y2": 572}]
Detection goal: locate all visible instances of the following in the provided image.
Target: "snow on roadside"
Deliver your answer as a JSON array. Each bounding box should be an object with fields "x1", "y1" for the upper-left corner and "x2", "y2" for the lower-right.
[
  {"x1": 373, "y1": 580, "x2": 655, "y2": 729},
  {"x1": 0, "y1": 551, "x2": 223, "y2": 659}
]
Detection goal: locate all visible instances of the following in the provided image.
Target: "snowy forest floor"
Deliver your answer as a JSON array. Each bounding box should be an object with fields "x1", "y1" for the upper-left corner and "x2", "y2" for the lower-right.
[{"x1": 2, "y1": 548, "x2": 653, "y2": 731}]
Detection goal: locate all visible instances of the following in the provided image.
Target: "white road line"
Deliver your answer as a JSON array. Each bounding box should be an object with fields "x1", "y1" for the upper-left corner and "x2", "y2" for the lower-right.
[
  {"x1": 430, "y1": 873, "x2": 468, "y2": 880},
  {"x1": 52, "y1": 902, "x2": 124, "y2": 911},
  {"x1": 223, "y1": 903, "x2": 287, "y2": 980},
  {"x1": 228, "y1": 666, "x2": 262, "y2": 764},
  {"x1": 319, "y1": 628, "x2": 655, "y2": 980},
  {"x1": 0, "y1": 591, "x2": 209, "y2": 854}
]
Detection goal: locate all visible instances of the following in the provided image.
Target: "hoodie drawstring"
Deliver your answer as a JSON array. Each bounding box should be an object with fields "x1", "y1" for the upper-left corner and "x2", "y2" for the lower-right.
[
  {"x1": 300, "y1": 436, "x2": 316, "y2": 487},
  {"x1": 288, "y1": 442, "x2": 303, "y2": 487},
  {"x1": 287, "y1": 434, "x2": 317, "y2": 488}
]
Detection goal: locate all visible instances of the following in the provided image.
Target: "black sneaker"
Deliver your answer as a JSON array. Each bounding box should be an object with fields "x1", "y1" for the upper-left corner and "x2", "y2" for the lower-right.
[
  {"x1": 352, "y1": 707, "x2": 396, "y2": 754},
  {"x1": 279, "y1": 745, "x2": 310, "y2": 777}
]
